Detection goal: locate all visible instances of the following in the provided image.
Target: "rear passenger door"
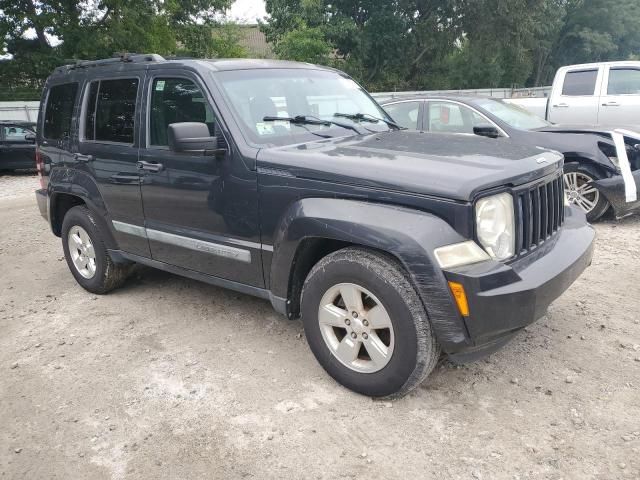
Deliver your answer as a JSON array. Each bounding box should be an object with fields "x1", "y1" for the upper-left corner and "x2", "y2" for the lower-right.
[
  {"x1": 548, "y1": 68, "x2": 601, "y2": 124},
  {"x1": 77, "y1": 76, "x2": 150, "y2": 257}
]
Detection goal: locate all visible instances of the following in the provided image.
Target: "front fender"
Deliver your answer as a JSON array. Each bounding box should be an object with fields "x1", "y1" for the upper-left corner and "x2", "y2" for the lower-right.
[{"x1": 269, "y1": 198, "x2": 473, "y2": 351}]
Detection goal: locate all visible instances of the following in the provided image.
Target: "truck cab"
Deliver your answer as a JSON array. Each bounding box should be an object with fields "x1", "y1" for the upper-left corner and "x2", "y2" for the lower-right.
[{"x1": 547, "y1": 61, "x2": 640, "y2": 127}]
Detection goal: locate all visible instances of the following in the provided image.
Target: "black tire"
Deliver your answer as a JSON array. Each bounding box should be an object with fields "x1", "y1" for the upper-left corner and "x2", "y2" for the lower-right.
[
  {"x1": 301, "y1": 247, "x2": 440, "y2": 398},
  {"x1": 61, "y1": 206, "x2": 132, "y2": 294},
  {"x1": 564, "y1": 162, "x2": 609, "y2": 222}
]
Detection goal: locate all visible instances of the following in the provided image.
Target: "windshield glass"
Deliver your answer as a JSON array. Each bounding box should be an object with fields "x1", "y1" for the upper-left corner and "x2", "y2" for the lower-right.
[
  {"x1": 214, "y1": 68, "x2": 390, "y2": 146},
  {"x1": 473, "y1": 98, "x2": 550, "y2": 130}
]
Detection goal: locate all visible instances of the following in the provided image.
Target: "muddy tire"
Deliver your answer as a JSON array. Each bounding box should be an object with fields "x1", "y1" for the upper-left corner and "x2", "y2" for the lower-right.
[{"x1": 301, "y1": 247, "x2": 440, "y2": 398}]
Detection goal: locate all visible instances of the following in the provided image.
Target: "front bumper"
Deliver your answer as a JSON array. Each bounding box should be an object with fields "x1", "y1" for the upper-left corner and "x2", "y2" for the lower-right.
[
  {"x1": 443, "y1": 206, "x2": 595, "y2": 362},
  {"x1": 594, "y1": 169, "x2": 640, "y2": 218}
]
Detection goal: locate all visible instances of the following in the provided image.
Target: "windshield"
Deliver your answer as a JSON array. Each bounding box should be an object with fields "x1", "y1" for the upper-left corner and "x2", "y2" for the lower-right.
[
  {"x1": 214, "y1": 68, "x2": 391, "y2": 146},
  {"x1": 473, "y1": 98, "x2": 550, "y2": 130}
]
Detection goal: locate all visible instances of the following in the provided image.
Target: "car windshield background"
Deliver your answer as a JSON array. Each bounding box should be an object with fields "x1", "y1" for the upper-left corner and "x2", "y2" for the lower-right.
[
  {"x1": 43, "y1": 83, "x2": 78, "y2": 140},
  {"x1": 150, "y1": 78, "x2": 216, "y2": 146},
  {"x1": 474, "y1": 99, "x2": 550, "y2": 130},
  {"x1": 607, "y1": 68, "x2": 640, "y2": 95},
  {"x1": 84, "y1": 78, "x2": 138, "y2": 143},
  {"x1": 214, "y1": 69, "x2": 390, "y2": 146}
]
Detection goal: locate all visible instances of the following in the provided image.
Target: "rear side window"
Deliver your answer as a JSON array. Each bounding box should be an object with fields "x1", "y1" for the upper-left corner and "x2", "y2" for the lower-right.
[
  {"x1": 607, "y1": 68, "x2": 640, "y2": 95},
  {"x1": 561, "y1": 70, "x2": 598, "y2": 96},
  {"x1": 84, "y1": 78, "x2": 139, "y2": 143},
  {"x1": 43, "y1": 83, "x2": 78, "y2": 140}
]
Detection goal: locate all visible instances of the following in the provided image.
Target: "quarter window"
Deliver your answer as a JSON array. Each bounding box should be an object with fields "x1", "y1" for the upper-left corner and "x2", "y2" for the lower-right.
[
  {"x1": 84, "y1": 78, "x2": 139, "y2": 143},
  {"x1": 43, "y1": 83, "x2": 78, "y2": 140},
  {"x1": 561, "y1": 70, "x2": 598, "y2": 96},
  {"x1": 384, "y1": 101, "x2": 421, "y2": 130},
  {"x1": 149, "y1": 78, "x2": 215, "y2": 146},
  {"x1": 607, "y1": 68, "x2": 640, "y2": 95}
]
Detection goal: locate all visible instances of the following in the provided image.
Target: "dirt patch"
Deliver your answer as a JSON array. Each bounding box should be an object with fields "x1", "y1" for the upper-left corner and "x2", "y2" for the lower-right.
[{"x1": 1, "y1": 173, "x2": 639, "y2": 479}]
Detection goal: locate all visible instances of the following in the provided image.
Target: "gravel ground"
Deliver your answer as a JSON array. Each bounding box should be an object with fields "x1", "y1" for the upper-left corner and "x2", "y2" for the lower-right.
[{"x1": 1, "y1": 172, "x2": 639, "y2": 480}]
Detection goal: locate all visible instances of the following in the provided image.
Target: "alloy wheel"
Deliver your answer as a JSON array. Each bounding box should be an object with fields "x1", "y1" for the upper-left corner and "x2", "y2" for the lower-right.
[
  {"x1": 563, "y1": 171, "x2": 600, "y2": 213},
  {"x1": 67, "y1": 225, "x2": 97, "y2": 279}
]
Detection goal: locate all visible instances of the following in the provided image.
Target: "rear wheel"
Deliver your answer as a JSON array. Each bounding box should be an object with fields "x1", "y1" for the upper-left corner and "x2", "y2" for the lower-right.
[
  {"x1": 563, "y1": 163, "x2": 609, "y2": 222},
  {"x1": 301, "y1": 247, "x2": 440, "y2": 398},
  {"x1": 61, "y1": 206, "x2": 132, "y2": 294}
]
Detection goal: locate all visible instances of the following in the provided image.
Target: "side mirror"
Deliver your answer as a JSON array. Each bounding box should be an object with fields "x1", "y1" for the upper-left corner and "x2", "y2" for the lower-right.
[
  {"x1": 167, "y1": 122, "x2": 226, "y2": 155},
  {"x1": 24, "y1": 133, "x2": 36, "y2": 143},
  {"x1": 473, "y1": 124, "x2": 501, "y2": 139}
]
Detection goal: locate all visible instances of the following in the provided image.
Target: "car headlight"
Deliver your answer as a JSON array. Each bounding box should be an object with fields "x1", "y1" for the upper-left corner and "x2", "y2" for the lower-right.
[
  {"x1": 475, "y1": 192, "x2": 515, "y2": 261},
  {"x1": 608, "y1": 156, "x2": 620, "y2": 169}
]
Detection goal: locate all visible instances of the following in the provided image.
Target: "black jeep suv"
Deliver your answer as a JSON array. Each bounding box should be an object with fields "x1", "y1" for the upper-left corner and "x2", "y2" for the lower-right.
[{"x1": 35, "y1": 54, "x2": 595, "y2": 397}]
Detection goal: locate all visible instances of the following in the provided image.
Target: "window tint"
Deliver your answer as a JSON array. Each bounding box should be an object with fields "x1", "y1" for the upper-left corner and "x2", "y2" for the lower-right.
[
  {"x1": 149, "y1": 78, "x2": 215, "y2": 146},
  {"x1": 43, "y1": 83, "x2": 78, "y2": 140},
  {"x1": 3, "y1": 126, "x2": 34, "y2": 143},
  {"x1": 561, "y1": 70, "x2": 598, "y2": 96},
  {"x1": 427, "y1": 102, "x2": 486, "y2": 134},
  {"x1": 84, "y1": 78, "x2": 138, "y2": 143},
  {"x1": 607, "y1": 68, "x2": 640, "y2": 95},
  {"x1": 384, "y1": 102, "x2": 421, "y2": 129}
]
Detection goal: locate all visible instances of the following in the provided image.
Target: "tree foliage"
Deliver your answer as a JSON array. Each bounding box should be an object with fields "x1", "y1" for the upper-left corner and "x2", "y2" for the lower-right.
[
  {"x1": 0, "y1": 0, "x2": 246, "y2": 99},
  {"x1": 263, "y1": 0, "x2": 640, "y2": 91}
]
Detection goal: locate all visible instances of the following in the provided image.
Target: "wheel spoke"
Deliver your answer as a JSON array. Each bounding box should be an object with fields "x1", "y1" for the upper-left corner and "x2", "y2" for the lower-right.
[
  {"x1": 84, "y1": 243, "x2": 96, "y2": 259},
  {"x1": 366, "y1": 305, "x2": 392, "y2": 329},
  {"x1": 563, "y1": 174, "x2": 573, "y2": 189},
  {"x1": 339, "y1": 284, "x2": 364, "y2": 313},
  {"x1": 71, "y1": 233, "x2": 83, "y2": 248},
  {"x1": 334, "y1": 336, "x2": 360, "y2": 364},
  {"x1": 363, "y1": 332, "x2": 389, "y2": 367},
  {"x1": 319, "y1": 304, "x2": 347, "y2": 327}
]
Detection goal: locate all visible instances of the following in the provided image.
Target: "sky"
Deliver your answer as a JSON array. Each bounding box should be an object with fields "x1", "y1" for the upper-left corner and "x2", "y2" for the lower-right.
[{"x1": 227, "y1": 0, "x2": 267, "y2": 23}]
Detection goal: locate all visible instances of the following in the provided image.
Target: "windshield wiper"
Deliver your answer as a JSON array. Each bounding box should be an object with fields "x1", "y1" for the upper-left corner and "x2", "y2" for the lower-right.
[
  {"x1": 333, "y1": 112, "x2": 404, "y2": 130},
  {"x1": 263, "y1": 115, "x2": 367, "y2": 135}
]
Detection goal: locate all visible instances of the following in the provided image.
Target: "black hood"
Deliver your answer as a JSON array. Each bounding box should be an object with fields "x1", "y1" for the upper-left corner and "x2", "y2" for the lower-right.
[{"x1": 257, "y1": 131, "x2": 563, "y2": 202}]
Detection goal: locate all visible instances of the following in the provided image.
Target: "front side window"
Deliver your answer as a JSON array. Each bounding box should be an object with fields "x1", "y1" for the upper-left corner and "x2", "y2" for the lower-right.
[
  {"x1": 214, "y1": 68, "x2": 391, "y2": 146},
  {"x1": 427, "y1": 101, "x2": 486, "y2": 134},
  {"x1": 561, "y1": 70, "x2": 598, "y2": 96},
  {"x1": 607, "y1": 68, "x2": 640, "y2": 95},
  {"x1": 84, "y1": 78, "x2": 139, "y2": 143},
  {"x1": 384, "y1": 101, "x2": 421, "y2": 130},
  {"x1": 43, "y1": 83, "x2": 78, "y2": 140},
  {"x1": 149, "y1": 78, "x2": 215, "y2": 146},
  {"x1": 3, "y1": 126, "x2": 34, "y2": 143}
]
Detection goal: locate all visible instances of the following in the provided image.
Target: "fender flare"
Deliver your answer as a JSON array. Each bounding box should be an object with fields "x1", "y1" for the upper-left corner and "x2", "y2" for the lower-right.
[
  {"x1": 48, "y1": 168, "x2": 118, "y2": 249},
  {"x1": 269, "y1": 198, "x2": 473, "y2": 351}
]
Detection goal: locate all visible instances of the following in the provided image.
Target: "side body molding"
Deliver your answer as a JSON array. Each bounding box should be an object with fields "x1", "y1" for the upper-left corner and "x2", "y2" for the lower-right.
[{"x1": 268, "y1": 198, "x2": 473, "y2": 351}]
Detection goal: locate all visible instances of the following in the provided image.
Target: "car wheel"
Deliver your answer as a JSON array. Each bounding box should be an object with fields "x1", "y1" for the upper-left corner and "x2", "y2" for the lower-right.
[
  {"x1": 301, "y1": 247, "x2": 440, "y2": 398},
  {"x1": 563, "y1": 163, "x2": 609, "y2": 222},
  {"x1": 61, "y1": 206, "x2": 132, "y2": 294}
]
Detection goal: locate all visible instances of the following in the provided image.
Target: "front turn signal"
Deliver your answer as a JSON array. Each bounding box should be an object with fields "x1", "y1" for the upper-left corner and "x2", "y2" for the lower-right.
[{"x1": 448, "y1": 281, "x2": 470, "y2": 317}]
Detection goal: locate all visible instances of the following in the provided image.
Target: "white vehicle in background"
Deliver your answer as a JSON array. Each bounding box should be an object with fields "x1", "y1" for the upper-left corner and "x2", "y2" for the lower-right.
[{"x1": 508, "y1": 61, "x2": 640, "y2": 128}]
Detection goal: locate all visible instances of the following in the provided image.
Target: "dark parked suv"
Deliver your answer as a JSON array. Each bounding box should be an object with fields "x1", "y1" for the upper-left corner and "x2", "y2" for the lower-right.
[{"x1": 35, "y1": 54, "x2": 595, "y2": 397}]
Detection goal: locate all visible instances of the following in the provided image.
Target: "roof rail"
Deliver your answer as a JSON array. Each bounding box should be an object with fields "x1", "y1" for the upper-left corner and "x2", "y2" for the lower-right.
[{"x1": 55, "y1": 53, "x2": 165, "y2": 73}]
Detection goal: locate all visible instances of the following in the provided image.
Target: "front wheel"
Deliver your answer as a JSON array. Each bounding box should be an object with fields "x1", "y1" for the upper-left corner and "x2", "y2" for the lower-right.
[
  {"x1": 563, "y1": 163, "x2": 609, "y2": 222},
  {"x1": 301, "y1": 247, "x2": 440, "y2": 398}
]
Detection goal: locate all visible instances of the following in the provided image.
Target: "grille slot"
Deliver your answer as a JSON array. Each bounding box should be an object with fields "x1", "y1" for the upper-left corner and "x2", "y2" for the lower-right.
[{"x1": 515, "y1": 174, "x2": 564, "y2": 256}]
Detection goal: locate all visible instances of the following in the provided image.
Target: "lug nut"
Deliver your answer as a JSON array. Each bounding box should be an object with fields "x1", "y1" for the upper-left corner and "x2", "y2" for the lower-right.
[
  {"x1": 352, "y1": 311, "x2": 358, "y2": 318},
  {"x1": 345, "y1": 319, "x2": 351, "y2": 326},
  {"x1": 351, "y1": 332, "x2": 357, "y2": 339},
  {"x1": 362, "y1": 333, "x2": 369, "y2": 340},
  {"x1": 362, "y1": 320, "x2": 369, "y2": 327}
]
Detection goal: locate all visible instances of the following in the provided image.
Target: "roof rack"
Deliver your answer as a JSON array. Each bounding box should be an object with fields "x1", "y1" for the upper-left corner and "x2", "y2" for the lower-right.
[{"x1": 55, "y1": 53, "x2": 165, "y2": 73}]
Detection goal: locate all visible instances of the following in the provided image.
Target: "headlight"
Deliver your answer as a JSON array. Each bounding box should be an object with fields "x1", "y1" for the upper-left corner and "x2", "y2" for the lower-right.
[
  {"x1": 475, "y1": 192, "x2": 515, "y2": 261},
  {"x1": 434, "y1": 241, "x2": 490, "y2": 269},
  {"x1": 608, "y1": 156, "x2": 620, "y2": 169}
]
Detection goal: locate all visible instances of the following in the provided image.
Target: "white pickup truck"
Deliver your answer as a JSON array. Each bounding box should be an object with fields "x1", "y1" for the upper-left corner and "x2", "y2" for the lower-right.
[{"x1": 508, "y1": 61, "x2": 640, "y2": 128}]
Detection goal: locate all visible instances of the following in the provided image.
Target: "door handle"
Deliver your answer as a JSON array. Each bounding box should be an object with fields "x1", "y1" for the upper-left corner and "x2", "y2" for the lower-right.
[
  {"x1": 137, "y1": 160, "x2": 164, "y2": 173},
  {"x1": 552, "y1": 103, "x2": 569, "y2": 108},
  {"x1": 74, "y1": 153, "x2": 93, "y2": 162},
  {"x1": 602, "y1": 102, "x2": 620, "y2": 107},
  {"x1": 110, "y1": 174, "x2": 141, "y2": 185}
]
